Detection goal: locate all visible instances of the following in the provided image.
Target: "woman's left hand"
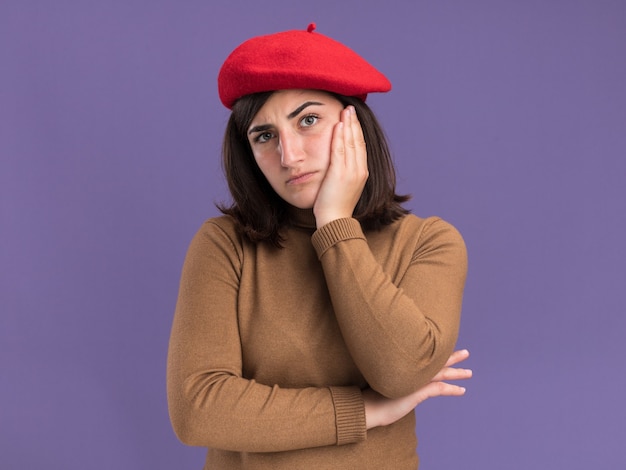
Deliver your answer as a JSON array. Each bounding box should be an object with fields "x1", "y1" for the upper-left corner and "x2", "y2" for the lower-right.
[
  {"x1": 363, "y1": 349, "x2": 472, "y2": 430},
  {"x1": 313, "y1": 105, "x2": 369, "y2": 228}
]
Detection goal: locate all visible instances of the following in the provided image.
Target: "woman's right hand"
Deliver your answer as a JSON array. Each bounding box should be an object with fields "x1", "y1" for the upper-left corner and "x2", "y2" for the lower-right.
[
  {"x1": 363, "y1": 349, "x2": 472, "y2": 430},
  {"x1": 313, "y1": 105, "x2": 369, "y2": 229}
]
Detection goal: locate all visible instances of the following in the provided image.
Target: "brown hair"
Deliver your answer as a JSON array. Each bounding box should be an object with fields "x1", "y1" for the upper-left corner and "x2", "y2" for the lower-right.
[{"x1": 217, "y1": 91, "x2": 410, "y2": 247}]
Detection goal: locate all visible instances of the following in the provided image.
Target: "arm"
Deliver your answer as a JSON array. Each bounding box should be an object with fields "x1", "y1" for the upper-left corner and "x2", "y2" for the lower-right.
[
  {"x1": 312, "y1": 216, "x2": 467, "y2": 398},
  {"x1": 166, "y1": 220, "x2": 366, "y2": 452},
  {"x1": 311, "y1": 106, "x2": 467, "y2": 398},
  {"x1": 364, "y1": 349, "x2": 472, "y2": 429}
]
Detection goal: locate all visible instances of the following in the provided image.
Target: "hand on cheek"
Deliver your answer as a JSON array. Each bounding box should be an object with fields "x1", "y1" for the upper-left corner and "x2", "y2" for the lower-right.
[{"x1": 313, "y1": 106, "x2": 369, "y2": 228}]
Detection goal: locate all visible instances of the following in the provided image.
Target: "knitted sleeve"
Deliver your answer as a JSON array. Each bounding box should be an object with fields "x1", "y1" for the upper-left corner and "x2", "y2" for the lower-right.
[
  {"x1": 166, "y1": 219, "x2": 366, "y2": 452},
  {"x1": 311, "y1": 216, "x2": 468, "y2": 399}
]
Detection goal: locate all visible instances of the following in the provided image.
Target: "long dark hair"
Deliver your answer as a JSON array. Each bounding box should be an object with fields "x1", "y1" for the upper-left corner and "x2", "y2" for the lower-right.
[{"x1": 217, "y1": 91, "x2": 410, "y2": 247}]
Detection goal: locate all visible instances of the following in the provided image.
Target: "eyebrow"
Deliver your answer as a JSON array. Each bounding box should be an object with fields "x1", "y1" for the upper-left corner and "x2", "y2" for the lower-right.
[
  {"x1": 248, "y1": 101, "x2": 325, "y2": 135},
  {"x1": 287, "y1": 101, "x2": 324, "y2": 119}
]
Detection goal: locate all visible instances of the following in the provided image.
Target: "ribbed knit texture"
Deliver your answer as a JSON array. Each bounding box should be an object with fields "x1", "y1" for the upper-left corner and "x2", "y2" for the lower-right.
[
  {"x1": 311, "y1": 217, "x2": 365, "y2": 256},
  {"x1": 330, "y1": 386, "x2": 367, "y2": 445},
  {"x1": 167, "y1": 210, "x2": 467, "y2": 469}
]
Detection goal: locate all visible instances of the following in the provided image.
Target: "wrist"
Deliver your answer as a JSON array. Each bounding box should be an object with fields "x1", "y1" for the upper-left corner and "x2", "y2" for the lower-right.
[
  {"x1": 362, "y1": 389, "x2": 382, "y2": 430},
  {"x1": 314, "y1": 211, "x2": 351, "y2": 229}
]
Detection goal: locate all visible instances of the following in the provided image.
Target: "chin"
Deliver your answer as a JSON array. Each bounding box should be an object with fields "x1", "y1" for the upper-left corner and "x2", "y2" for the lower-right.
[
  {"x1": 288, "y1": 200, "x2": 315, "y2": 210},
  {"x1": 282, "y1": 189, "x2": 318, "y2": 210}
]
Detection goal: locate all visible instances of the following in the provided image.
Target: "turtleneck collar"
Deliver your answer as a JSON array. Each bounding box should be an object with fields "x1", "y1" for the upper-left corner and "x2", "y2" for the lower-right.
[{"x1": 287, "y1": 205, "x2": 317, "y2": 230}]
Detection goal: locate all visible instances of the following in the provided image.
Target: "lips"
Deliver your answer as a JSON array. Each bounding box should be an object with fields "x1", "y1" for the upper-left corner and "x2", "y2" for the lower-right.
[{"x1": 287, "y1": 172, "x2": 316, "y2": 185}]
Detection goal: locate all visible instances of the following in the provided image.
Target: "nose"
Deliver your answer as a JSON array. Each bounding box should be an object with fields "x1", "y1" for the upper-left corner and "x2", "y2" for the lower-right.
[{"x1": 278, "y1": 132, "x2": 304, "y2": 167}]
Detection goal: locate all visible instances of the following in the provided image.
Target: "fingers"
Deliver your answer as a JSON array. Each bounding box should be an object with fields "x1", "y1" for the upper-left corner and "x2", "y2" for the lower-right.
[
  {"x1": 330, "y1": 120, "x2": 345, "y2": 162},
  {"x1": 408, "y1": 380, "x2": 467, "y2": 410},
  {"x1": 314, "y1": 105, "x2": 368, "y2": 227},
  {"x1": 345, "y1": 106, "x2": 367, "y2": 175},
  {"x1": 333, "y1": 106, "x2": 367, "y2": 172},
  {"x1": 430, "y1": 349, "x2": 472, "y2": 382},
  {"x1": 329, "y1": 108, "x2": 349, "y2": 168},
  {"x1": 430, "y1": 366, "x2": 473, "y2": 382},
  {"x1": 443, "y1": 349, "x2": 470, "y2": 367},
  {"x1": 423, "y1": 381, "x2": 468, "y2": 398}
]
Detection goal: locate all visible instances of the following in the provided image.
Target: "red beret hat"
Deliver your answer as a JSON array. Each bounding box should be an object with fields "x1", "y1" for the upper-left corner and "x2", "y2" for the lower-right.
[{"x1": 218, "y1": 23, "x2": 391, "y2": 109}]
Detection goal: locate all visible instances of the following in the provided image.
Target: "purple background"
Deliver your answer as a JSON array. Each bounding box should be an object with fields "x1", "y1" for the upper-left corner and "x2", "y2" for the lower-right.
[{"x1": 2, "y1": 1, "x2": 625, "y2": 468}]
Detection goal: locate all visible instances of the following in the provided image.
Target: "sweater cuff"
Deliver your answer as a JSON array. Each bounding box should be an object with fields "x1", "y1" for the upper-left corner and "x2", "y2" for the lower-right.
[
  {"x1": 311, "y1": 218, "x2": 365, "y2": 258},
  {"x1": 329, "y1": 386, "x2": 367, "y2": 445}
]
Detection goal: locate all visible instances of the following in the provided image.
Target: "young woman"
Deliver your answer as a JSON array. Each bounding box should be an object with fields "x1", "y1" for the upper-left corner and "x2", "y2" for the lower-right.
[{"x1": 167, "y1": 24, "x2": 470, "y2": 469}]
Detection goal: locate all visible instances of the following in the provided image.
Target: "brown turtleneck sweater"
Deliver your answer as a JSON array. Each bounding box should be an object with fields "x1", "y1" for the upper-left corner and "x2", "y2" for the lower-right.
[{"x1": 167, "y1": 209, "x2": 467, "y2": 469}]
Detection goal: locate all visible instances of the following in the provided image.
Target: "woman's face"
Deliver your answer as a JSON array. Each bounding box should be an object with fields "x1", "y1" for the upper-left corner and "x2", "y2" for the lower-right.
[{"x1": 247, "y1": 89, "x2": 344, "y2": 209}]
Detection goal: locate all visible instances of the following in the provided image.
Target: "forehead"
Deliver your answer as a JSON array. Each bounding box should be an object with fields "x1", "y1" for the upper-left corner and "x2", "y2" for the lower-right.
[{"x1": 252, "y1": 89, "x2": 341, "y2": 121}]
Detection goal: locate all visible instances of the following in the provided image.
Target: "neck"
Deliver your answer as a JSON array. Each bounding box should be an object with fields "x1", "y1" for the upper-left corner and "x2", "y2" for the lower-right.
[{"x1": 287, "y1": 205, "x2": 316, "y2": 229}]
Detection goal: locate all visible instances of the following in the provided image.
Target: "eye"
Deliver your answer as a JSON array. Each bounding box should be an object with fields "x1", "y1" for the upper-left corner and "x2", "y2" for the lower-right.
[
  {"x1": 300, "y1": 114, "x2": 319, "y2": 127},
  {"x1": 254, "y1": 131, "x2": 274, "y2": 143}
]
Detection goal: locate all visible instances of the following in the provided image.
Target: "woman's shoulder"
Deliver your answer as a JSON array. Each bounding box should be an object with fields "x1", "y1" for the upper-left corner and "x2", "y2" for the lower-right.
[
  {"x1": 386, "y1": 213, "x2": 466, "y2": 252},
  {"x1": 188, "y1": 215, "x2": 245, "y2": 251},
  {"x1": 200, "y1": 214, "x2": 240, "y2": 233},
  {"x1": 393, "y1": 213, "x2": 462, "y2": 236}
]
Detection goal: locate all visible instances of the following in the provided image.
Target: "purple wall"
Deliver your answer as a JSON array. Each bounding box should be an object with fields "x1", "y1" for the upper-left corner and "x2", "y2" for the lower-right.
[{"x1": 2, "y1": 1, "x2": 625, "y2": 468}]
